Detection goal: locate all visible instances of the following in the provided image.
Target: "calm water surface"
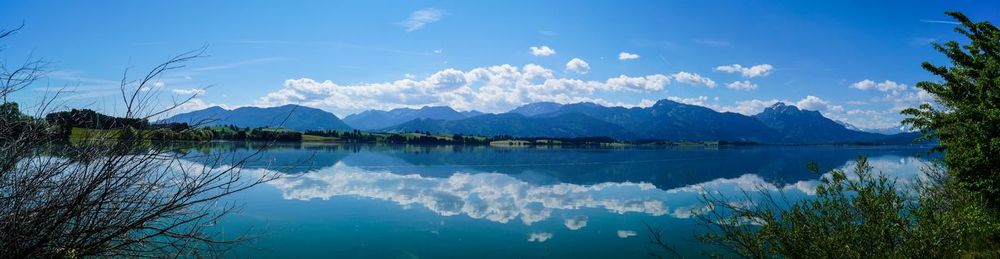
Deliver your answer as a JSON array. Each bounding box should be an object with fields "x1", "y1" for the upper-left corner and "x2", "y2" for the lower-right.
[{"x1": 193, "y1": 143, "x2": 932, "y2": 258}]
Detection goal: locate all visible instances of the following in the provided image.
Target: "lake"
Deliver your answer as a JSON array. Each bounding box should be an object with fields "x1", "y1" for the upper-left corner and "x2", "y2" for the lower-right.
[{"x1": 195, "y1": 143, "x2": 933, "y2": 258}]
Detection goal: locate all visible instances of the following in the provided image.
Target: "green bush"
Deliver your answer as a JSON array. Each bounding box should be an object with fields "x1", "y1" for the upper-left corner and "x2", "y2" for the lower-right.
[{"x1": 696, "y1": 157, "x2": 1000, "y2": 258}]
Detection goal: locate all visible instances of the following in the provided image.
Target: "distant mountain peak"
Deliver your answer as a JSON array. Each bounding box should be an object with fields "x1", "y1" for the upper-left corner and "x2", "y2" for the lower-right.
[
  {"x1": 509, "y1": 102, "x2": 564, "y2": 116},
  {"x1": 653, "y1": 99, "x2": 681, "y2": 107},
  {"x1": 418, "y1": 105, "x2": 457, "y2": 111},
  {"x1": 203, "y1": 106, "x2": 227, "y2": 111},
  {"x1": 764, "y1": 102, "x2": 801, "y2": 113}
]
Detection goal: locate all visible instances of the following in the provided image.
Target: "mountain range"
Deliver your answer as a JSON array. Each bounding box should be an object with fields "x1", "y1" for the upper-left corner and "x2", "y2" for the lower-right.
[
  {"x1": 342, "y1": 106, "x2": 483, "y2": 130},
  {"x1": 160, "y1": 104, "x2": 351, "y2": 131},
  {"x1": 162, "y1": 100, "x2": 920, "y2": 145}
]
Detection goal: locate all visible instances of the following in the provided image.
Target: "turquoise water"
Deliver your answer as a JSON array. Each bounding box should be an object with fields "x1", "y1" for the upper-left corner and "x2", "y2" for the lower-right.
[{"x1": 195, "y1": 144, "x2": 932, "y2": 258}]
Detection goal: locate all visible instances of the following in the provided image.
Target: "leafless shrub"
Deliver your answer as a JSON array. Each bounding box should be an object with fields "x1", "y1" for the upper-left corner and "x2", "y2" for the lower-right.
[{"x1": 0, "y1": 25, "x2": 278, "y2": 257}]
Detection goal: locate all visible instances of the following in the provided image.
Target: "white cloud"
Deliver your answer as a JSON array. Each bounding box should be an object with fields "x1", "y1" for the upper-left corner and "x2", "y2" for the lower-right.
[
  {"x1": 714, "y1": 64, "x2": 773, "y2": 78},
  {"x1": 726, "y1": 80, "x2": 757, "y2": 91},
  {"x1": 530, "y1": 46, "x2": 556, "y2": 57},
  {"x1": 256, "y1": 64, "x2": 667, "y2": 116},
  {"x1": 564, "y1": 216, "x2": 588, "y2": 230},
  {"x1": 720, "y1": 99, "x2": 781, "y2": 115},
  {"x1": 671, "y1": 72, "x2": 716, "y2": 88},
  {"x1": 605, "y1": 74, "x2": 670, "y2": 91},
  {"x1": 618, "y1": 52, "x2": 640, "y2": 60},
  {"x1": 399, "y1": 8, "x2": 444, "y2": 32},
  {"x1": 667, "y1": 96, "x2": 710, "y2": 106},
  {"x1": 795, "y1": 95, "x2": 844, "y2": 113},
  {"x1": 617, "y1": 230, "x2": 637, "y2": 238},
  {"x1": 171, "y1": 88, "x2": 205, "y2": 95},
  {"x1": 528, "y1": 232, "x2": 553, "y2": 242},
  {"x1": 433, "y1": 49, "x2": 443, "y2": 54},
  {"x1": 636, "y1": 99, "x2": 658, "y2": 108},
  {"x1": 850, "y1": 79, "x2": 906, "y2": 92},
  {"x1": 174, "y1": 98, "x2": 209, "y2": 113},
  {"x1": 565, "y1": 58, "x2": 590, "y2": 74}
]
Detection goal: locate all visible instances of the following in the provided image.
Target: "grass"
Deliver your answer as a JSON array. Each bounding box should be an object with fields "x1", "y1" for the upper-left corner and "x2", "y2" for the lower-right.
[
  {"x1": 70, "y1": 127, "x2": 124, "y2": 140},
  {"x1": 301, "y1": 134, "x2": 338, "y2": 142}
]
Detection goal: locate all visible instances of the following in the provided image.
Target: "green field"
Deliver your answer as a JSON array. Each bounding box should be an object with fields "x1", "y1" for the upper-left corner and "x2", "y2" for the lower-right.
[{"x1": 301, "y1": 134, "x2": 338, "y2": 142}]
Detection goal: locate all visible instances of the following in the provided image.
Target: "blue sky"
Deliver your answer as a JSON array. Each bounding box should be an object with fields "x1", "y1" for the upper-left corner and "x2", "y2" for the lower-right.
[{"x1": 2, "y1": 1, "x2": 997, "y2": 129}]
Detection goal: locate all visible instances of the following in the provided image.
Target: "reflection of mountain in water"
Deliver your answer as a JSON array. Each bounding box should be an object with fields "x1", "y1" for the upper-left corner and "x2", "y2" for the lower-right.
[
  {"x1": 191, "y1": 143, "x2": 931, "y2": 189},
  {"x1": 182, "y1": 143, "x2": 928, "y2": 225}
]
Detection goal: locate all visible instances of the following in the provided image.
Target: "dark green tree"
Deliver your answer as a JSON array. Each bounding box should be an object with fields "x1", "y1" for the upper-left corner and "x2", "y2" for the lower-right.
[{"x1": 902, "y1": 12, "x2": 1000, "y2": 207}]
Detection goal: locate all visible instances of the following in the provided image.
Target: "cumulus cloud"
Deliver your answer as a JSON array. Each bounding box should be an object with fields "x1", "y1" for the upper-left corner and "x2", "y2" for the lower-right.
[
  {"x1": 795, "y1": 95, "x2": 844, "y2": 112},
  {"x1": 564, "y1": 216, "x2": 588, "y2": 230},
  {"x1": 670, "y1": 72, "x2": 716, "y2": 88},
  {"x1": 667, "y1": 96, "x2": 710, "y2": 106},
  {"x1": 720, "y1": 99, "x2": 780, "y2": 115},
  {"x1": 617, "y1": 230, "x2": 637, "y2": 238},
  {"x1": 850, "y1": 79, "x2": 907, "y2": 92},
  {"x1": 565, "y1": 58, "x2": 590, "y2": 74},
  {"x1": 530, "y1": 46, "x2": 556, "y2": 57},
  {"x1": 726, "y1": 80, "x2": 757, "y2": 91},
  {"x1": 618, "y1": 52, "x2": 640, "y2": 60},
  {"x1": 399, "y1": 8, "x2": 444, "y2": 32},
  {"x1": 256, "y1": 63, "x2": 674, "y2": 116},
  {"x1": 605, "y1": 74, "x2": 670, "y2": 91},
  {"x1": 714, "y1": 64, "x2": 773, "y2": 78},
  {"x1": 848, "y1": 79, "x2": 937, "y2": 122},
  {"x1": 174, "y1": 98, "x2": 209, "y2": 113},
  {"x1": 528, "y1": 232, "x2": 553, "y2": 242}
]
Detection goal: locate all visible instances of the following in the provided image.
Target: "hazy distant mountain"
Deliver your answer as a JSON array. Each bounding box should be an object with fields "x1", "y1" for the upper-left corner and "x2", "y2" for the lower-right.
[
  {"x1": 835, "y1": 120, "x2": 865, "y2": 131},
  {"x1": 387, "y1": 113, "x2": 635, "y2": 140},
  {"x1": 509, "y1": 102, "x2": 563, "y2": 116},
  {"x1": 343, "y1": 106, "x2": 484, "y2": 130},
  {"x1": 160, "y1": 104, "x2": 351, "y2": 131},
  {"x1": 835, "y1": 119, "x2": 909, "y2": 135}
]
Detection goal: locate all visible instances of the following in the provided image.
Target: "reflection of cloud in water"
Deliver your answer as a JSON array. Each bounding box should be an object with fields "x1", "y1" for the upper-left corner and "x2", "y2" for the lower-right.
[
  {"x1": 267, "y1": 163, "x2": 670, "y2": 224},
  {"x1": 528, "y1": 232, "x2": 553, "y2": 242},
  {"x1": 253, "y1": 156, "x2": 926, "y2": 225},
  {"x1": 617, "y1": 230, "x2": 637, "y2": 238},
  {"x1": 564, "y1": 215, "x2": 588, "y2": 230}
]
